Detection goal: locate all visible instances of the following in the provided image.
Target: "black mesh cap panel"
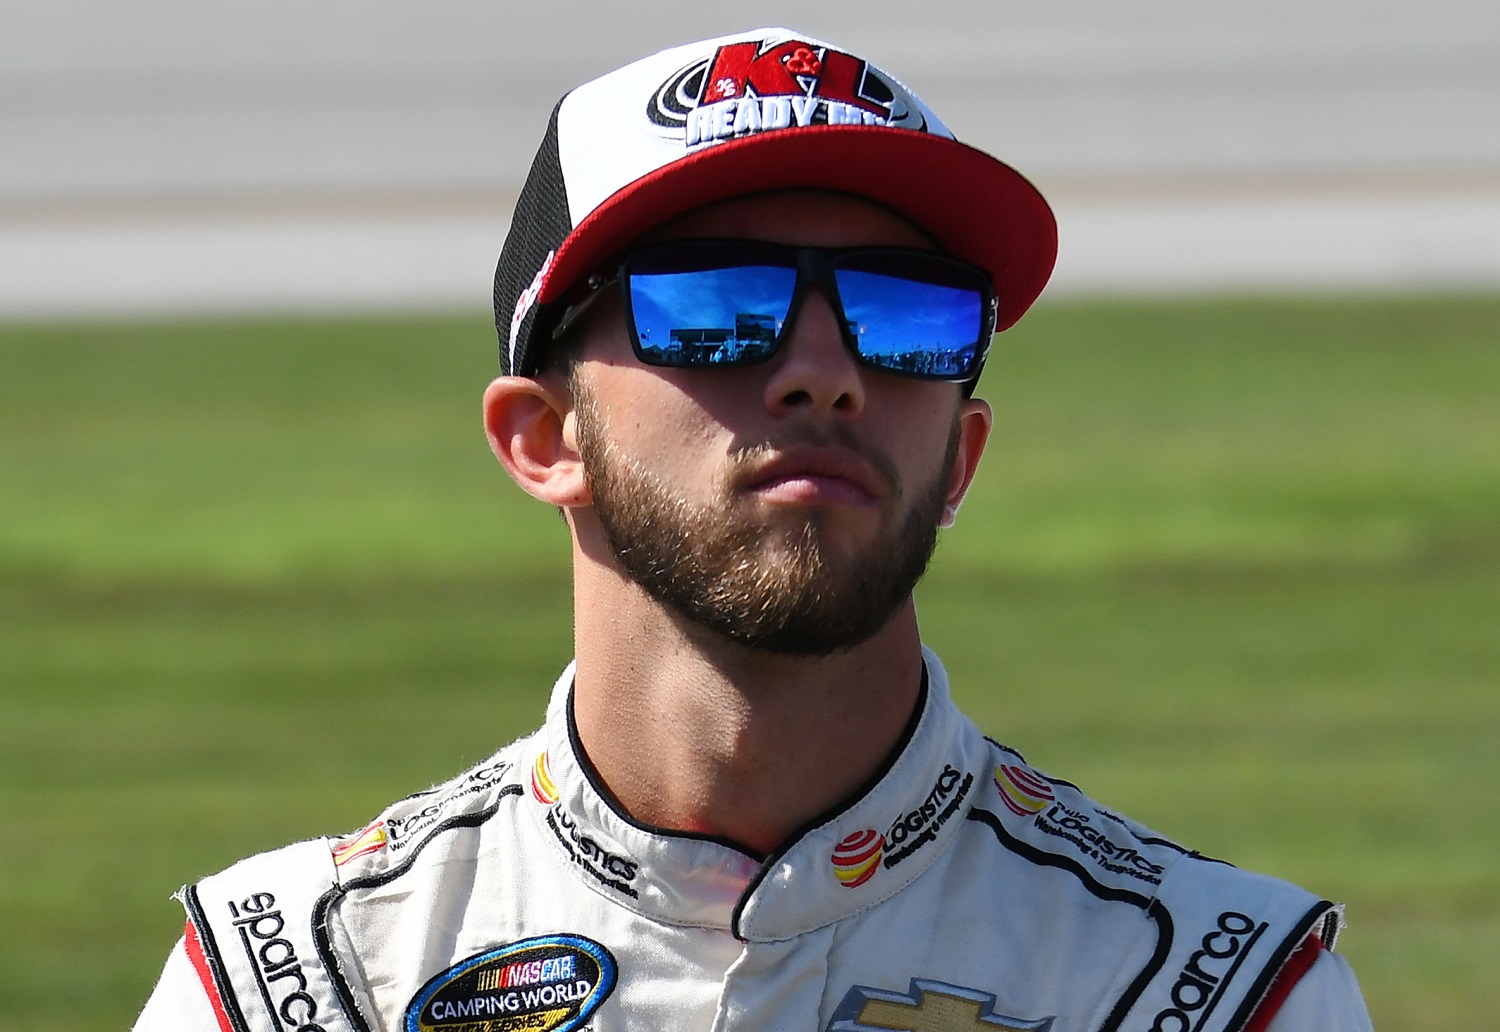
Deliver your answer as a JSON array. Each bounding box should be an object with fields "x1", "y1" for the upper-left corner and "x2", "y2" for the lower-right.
[{"x1": 493, "y1": 98, "x2": 575, "y2": 376}]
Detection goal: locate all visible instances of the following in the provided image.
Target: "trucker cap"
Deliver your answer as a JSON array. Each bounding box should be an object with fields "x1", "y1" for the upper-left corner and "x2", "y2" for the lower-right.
[{"x1": 493, "y1": 26, "x2": 1057, "y2": 377}]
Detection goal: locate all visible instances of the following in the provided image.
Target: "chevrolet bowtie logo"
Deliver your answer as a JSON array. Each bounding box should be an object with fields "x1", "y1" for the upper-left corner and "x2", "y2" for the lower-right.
[{"x1": 828, "y1": 980, "x2": 1054, "y2": 1032}]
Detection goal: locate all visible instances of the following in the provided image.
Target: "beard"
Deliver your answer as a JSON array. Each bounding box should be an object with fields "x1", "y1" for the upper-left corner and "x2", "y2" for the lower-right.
[{"x1": 573, "y1": 380, "x2": 956, "y2": 656}]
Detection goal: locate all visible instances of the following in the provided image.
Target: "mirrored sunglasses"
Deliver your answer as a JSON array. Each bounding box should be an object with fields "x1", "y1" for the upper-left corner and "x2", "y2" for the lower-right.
[{"x1": 554, "y1": 240, "x2": 997, "y2": 382}]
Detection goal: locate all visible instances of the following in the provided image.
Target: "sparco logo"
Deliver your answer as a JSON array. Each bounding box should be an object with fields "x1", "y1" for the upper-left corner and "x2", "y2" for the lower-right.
[
  {"x1": 227, "y1": 892, "x2": 326, "y2": 1031},
  {"x1": 545, "y1": 807, "x2": 640, "y2": 899},
  {"x1": 1034, "y1": 802, "x2": 1165, "y2": 885},
  {"x1": 1150, "y1": 911, "x2": 1267, "y2": 1032},
  {"x1": 646, "y1": 36, "x2": 926, "y2": 148}
]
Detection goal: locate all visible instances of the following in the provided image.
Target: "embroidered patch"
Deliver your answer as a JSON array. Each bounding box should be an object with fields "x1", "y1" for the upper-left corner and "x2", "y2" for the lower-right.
[
  {"x1": 645, "y1": 34, "x2": 928, "y2": 150},
  {"x1": 332, "y1": 820, "x2": 387, "y2": 866},
  {"x1": 883, "y1": 764, "x2": 972, "y2": 869},
  {"x1": 531, "y1": 750, "x2": 559, "y2": 805},
  {"x1": 1032, "y1": 799, "x2": 1165, "y2": 885},
  {"x1": 832, "y1": 764, "x2": 973, "y2": 888},
  {"x1": 1149, "y1": 911, "x2": 1268, "y2": 1032},
  {"x1": 404, "y1": 935, "x2": 616, "y2": 1032},
  {"x1": 829, "y1": 979, "x2": 1054, "y2": 1032},
  {"x1": 219, "y1": 887, "x2": 343, "y2": 1031},
  {"x1": 831, "y1": 829, "x2": 883, "y2": 888},
  {"x1": 543, "y1": 805, "x2": 641, "y2": 899},
  {"x1": 994, "y1": 764, "x2": 1054, "y2": 817}
]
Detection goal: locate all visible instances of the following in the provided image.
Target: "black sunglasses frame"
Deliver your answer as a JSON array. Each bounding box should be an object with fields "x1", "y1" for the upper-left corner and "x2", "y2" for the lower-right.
[{"x1": 552, "y1": 239, "x2": 998, "y2": 383}]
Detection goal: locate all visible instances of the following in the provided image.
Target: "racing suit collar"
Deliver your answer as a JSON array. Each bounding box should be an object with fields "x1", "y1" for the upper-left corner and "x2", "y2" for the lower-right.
[{"x1": 525, "y1": 648, "x2": 991, "y2": 941}]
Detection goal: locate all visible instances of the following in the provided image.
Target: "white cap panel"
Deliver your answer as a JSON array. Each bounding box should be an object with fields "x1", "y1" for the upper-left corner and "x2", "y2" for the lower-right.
[{"x1": 555, "y1": 27, "x2": 953, "y2": 230}]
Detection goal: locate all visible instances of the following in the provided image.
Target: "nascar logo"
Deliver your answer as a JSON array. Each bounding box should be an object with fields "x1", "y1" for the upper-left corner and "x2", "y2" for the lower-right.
[{"x1": 993, "y1": 764, "x2": 1054, "y2": 817}]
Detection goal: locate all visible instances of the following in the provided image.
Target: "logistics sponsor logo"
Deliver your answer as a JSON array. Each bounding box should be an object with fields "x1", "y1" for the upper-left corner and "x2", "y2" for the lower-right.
[
  {"x1": 332, "y1": 821, "x2": 387, "y2": 867},
  {"x1": 385, "y1": 803, "x2": 445, "y2": 849},
  {"x1": 831, "y1": 829, "x2": 883, "y2": 888},
  {"x1": 647, "y1": 35, "x2": 927, "y2": 151},
  {"x1": 883, "y1": 764, "x2": 972, "y2": 868},
  {"x1": 531, "y1": 751, "x2": 559, "y2": 805},
  {"x1": 545, "y1": 807, "x2": 640, "y2": 899},
  {"x1": 832, "y1": 763, "x2": 973, "y2": 888},
  {"x1": 1150, "y1": 911, "x2": 1267, "y2": 1032},
  {"x1": 446, "y1": 758, "x2": 514, "y2": 805},
  {"x1": 404, "y1": 935, "x2": 617, "y2": 1032},
  {"x1": 356, "y1": 759, "x2": 514, "y2": 863},
  {"x1": 993, "y1": 764, "x2": 1054, "y2": 817},
  {"x1": 829, "y1": 978, "x2": 1054, "y2": 1032},
  {"x1": 225, "y1": 891, "x2": 329, "y2": 1032},
  {"x1": 1033, "y1": 800, "x2": 1165, "y2": 885}
]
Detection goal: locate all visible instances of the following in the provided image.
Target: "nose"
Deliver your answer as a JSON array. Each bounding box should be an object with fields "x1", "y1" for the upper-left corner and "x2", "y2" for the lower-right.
[{"x1": 762, "y1": 286, "x2": 866, "y2": 419}]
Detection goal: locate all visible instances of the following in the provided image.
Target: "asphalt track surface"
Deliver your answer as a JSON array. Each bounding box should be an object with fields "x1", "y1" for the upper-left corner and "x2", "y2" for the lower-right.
[{"x1": 3, "y1": 0, "x2": 1498, "y2": 313}]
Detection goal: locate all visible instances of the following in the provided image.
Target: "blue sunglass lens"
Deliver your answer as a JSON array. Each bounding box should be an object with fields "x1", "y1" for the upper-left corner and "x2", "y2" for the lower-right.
[
  {"x1": 629, "y1": 264, "x2": 795, "y2": 367},
  {"x1": 835, "y1": 264, "x2": 985, "y2": 378}
]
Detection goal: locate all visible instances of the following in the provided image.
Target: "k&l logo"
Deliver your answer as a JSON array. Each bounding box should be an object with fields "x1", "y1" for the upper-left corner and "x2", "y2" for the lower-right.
[{"x1": 647, "y1": 36, "x2": 927, "y2": 148}]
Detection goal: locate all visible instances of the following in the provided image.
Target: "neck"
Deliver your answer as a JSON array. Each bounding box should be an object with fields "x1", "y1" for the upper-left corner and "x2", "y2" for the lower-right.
[{"x1": 568, "y1": 548, "x2": 925, "y2": 857}]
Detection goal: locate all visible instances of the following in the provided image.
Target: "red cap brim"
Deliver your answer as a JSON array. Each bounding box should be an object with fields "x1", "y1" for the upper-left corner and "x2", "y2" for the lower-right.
[{"x1": 541, "y1": 124, "x2": 1056, "y2": 333}]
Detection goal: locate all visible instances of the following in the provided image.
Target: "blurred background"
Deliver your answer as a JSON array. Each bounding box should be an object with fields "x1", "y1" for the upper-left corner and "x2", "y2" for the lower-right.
[
  {"x1": 2, "y1": 3, "x2": 1497, "y2": 1031},
  {"x1": 4, "y1": 0, "x2": 1499, "y2": 314}
]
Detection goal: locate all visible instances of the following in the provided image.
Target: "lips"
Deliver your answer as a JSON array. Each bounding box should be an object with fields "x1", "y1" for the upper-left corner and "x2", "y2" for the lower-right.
[{"x1": 738, "y1": 446, "x2": 890, "y2": 506}]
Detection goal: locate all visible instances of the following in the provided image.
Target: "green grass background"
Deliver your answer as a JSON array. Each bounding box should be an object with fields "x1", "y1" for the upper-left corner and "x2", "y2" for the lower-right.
[{"x1": 2, "y1": 297, "x2": 1496, "y2": 1029}]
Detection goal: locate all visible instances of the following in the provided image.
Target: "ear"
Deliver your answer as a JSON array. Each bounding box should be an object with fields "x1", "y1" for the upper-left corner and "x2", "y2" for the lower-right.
[
  {"x1": 483, "y1": 376, "x2": 591, "y2": 507},
  {"x1": 940, "y1": 397, "x2": 993, "y2": 529}
]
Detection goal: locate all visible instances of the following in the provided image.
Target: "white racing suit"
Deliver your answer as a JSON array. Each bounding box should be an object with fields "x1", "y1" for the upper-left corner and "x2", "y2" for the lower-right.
[{"x1": 136, "y1": 650, "x2": 1373, "y2": 1032}]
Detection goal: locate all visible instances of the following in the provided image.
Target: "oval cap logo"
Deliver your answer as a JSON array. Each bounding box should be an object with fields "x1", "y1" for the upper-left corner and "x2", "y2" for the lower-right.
[{"x1": 404, "y1": 934, "x2": 616, "y2": 1032}]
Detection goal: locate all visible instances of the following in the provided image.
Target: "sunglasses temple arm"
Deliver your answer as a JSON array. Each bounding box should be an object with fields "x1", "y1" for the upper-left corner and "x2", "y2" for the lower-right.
[{"x1": 549, "y1": 275, "x2": 621, "y2": 344}]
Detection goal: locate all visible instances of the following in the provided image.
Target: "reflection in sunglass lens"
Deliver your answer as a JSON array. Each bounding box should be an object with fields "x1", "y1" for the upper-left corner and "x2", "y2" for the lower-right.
[
  {"x1": 629, "y1": 265, "x2": 796, "y2": 367},
  {"x1": 622, "y1": 244, "x2": 989, "y2": 379},
  {"x1": 835, "y1": 262, "x2": 985, "y2": 378}
]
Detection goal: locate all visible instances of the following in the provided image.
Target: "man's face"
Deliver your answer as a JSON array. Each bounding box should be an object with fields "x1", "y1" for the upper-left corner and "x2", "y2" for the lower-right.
[{"x1": 563, "y1": 191, "x2": 985, "y2": 655}]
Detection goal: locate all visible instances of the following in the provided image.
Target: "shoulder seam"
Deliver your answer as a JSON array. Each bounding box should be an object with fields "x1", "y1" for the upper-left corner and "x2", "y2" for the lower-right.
[
  {"x1": 311, "y1": 784, "x2": 524, "y2": 1031},
  {"x1": 183, "y1": 886, "x2": 254, "y2": 1032},
  {"x1": 1225, "y1": 901, "x2": 1338, "y2": 1032},
  {"x1": 967, "y1": 806, "x2": 1176, "y2": 1032}
]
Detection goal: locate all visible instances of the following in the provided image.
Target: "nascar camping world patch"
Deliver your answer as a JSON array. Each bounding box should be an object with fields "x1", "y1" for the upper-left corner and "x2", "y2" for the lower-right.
[{"x1": 403, "y1": 935, "x2": 616, "y2": 1032}]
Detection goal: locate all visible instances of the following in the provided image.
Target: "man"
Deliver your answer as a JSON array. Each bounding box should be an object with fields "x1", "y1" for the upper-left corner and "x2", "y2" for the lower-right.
[{"x1": 136, "y1": 28, "x2": 1374, "y2": 1032}]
